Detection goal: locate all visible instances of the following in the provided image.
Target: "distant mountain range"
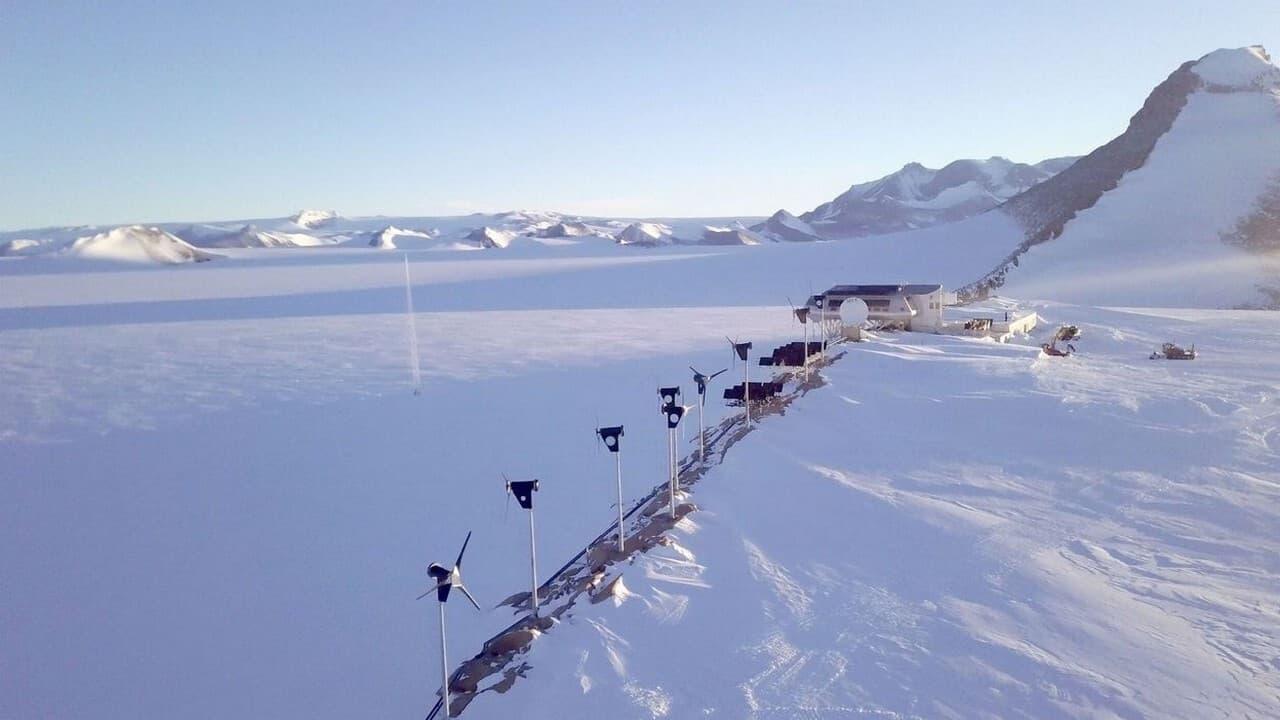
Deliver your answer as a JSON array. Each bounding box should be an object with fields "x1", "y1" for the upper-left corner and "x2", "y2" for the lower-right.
[
  {"x1": 2, "y1": 46, "x2": 1277, "y2": 307},
  {"x1": 757, "y1": 156, "x2": 1078, "y2": 241}
]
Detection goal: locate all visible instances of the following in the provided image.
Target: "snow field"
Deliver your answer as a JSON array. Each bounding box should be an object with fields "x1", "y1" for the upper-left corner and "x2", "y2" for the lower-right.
[{"x1": 492, "y1": 305, "x2": 1280, "y2": 719}]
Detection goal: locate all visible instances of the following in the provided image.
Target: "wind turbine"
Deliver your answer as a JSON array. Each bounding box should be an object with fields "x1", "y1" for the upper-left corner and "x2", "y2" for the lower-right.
[
  {"x1": 659, "y1": 387, "x2": 689, "y2": 519},
  {"x1": 596, "y1": 425, "x2": 626, "y2": 552},
  {"x1": 418, "y1": 532, "x2": 481, "y2": 719},
  {"x1": 663, "y1": 402, "x2": 689, "y2": 518},
  {"x1": 815, "y1": 293, "x2": 828, "y2": 363},
  {"x1": 728, "y1": 338, "x2": 753, "y2": 425},
  {"x1": 690, "y1": 366, "x2": 727, "y2": 462},
  {"x1": 505, "y1": 478, "x2": 541, "y2": 614},
  {"x1": 788, "y1": 297, "x2": 811, "y2": 380}
]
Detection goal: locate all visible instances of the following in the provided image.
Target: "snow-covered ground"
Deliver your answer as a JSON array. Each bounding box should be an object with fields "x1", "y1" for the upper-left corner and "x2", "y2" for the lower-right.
[
  {"x1": 503, "y1": 305, "x2": 1280, "y2": 719},
  {"x1": 5, "y1": 46, "x2": 1280, "y2": 720},
  {"x1": 0, "y1": 251, "x2": 799, "y2": 719},
  {"x1": 2, "y1": 239, "x2": 1278, "y2": 719}
]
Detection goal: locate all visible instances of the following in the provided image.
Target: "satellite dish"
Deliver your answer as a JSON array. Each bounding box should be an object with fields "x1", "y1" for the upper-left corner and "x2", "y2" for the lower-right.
[{"x1": 839, "y1": 297, "x2": 869, "y2": 326}]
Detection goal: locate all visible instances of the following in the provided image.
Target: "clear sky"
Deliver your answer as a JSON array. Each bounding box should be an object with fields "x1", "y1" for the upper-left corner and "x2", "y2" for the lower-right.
[{"x1": 1, "y1": 1, "x2": 1277, "y2": 229}]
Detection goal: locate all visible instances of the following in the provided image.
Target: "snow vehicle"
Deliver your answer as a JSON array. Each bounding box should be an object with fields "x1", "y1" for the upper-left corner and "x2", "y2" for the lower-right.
[
  {"x1": 1151, "y1": 342, "x2": 1197, "y2": 360},
  {"x1": 1040, "y1": 341, "x2": 1074, "y2": 357},
  {"x1": 1055, "y1": 325, "x2": 1081, "y2": 342}
]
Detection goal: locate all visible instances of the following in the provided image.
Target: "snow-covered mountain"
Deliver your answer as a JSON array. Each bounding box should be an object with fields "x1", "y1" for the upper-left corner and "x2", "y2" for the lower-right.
[
  {"x1": 534, "y1": 220, "x2": 594, "y2": 239},
  {"x1": 367, "y1": 225, "x2": 437, "y2": 250},
  {"x1": 64, "y1": 226, "x2": 220, "y2": 264},
  {"x1": 967, "y1": 45, "x2": 1280, "y2": 306},
  {"x1": 614, "y1": 222, "x2": 674, "y2": 246},
  {"x1": 751, "y1": 209, "x2": 821, "y2": 243},
  {"x1": 290, "y1": 209, "x2": 338, "y2": 229},
  {"x1": 3, "y1": 49, "x2": 1278, "y2": 309},
  {"x1": 786, "y1": 156, "x2": 1076, "y2": 240},
  {"x1": 182, "y1": 224, "x2": 334, "y2": 249},
  {"x1": 464, "y1": 226, "x2": 517, "y2": 249},
  {"x1": 613, "y1": 220, "x2": 770, "y2": 246},
  {"x1": 0, "y1": 238, "x2": 52, "y2": 257},
  {"x1": 698, "y1": 224, "x2": 766, "y2": 246}
]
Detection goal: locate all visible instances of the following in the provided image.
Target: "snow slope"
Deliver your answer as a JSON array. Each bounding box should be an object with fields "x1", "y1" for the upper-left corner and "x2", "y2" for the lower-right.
[
  {"x1": 1194, "y1": 45, "x2": 1280, "y2": 89},
  {"x1": 985, "y1": 46, "x2": 1280, "y2": 307},
  {"x1": 1002, "y1": 88, "x2": 1280, "y2": 306},
  {"x1": 3, "y1": 236, "x2": 1276, "y2": 719},
  {"x1": 483, "y1": 305, "x2": 1280, "y2": 719}
]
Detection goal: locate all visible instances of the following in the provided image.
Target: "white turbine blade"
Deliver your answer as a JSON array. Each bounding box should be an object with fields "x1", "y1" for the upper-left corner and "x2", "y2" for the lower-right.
[{"x1": 456, "y1": 583, "x2": 482, "y2": 611}]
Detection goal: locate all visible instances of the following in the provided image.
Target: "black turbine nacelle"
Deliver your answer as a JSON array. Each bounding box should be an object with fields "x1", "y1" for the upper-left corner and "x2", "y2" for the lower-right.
[
  {"x1": 506, "y1": 479, "x2": 539, "y2": 510},
  {"x1": 690, "y1": 366, "x2": 727, "y2": 398},
  {"x1": 658, "y1": 386, "x2": 681, "y2": 406},
  {"x1": 663, "y1": 403, "x2": 687, "y2": 429},
  {"x1": 597, "y1": 425, "x2": 624, "y2": 453},
  {"x1": 419, "y1": 532, "x2": 481, "y2": 609}
]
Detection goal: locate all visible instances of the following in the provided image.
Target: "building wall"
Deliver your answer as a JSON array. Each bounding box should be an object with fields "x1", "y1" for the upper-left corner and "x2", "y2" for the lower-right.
[{"x1": 906, "y1": 290, "x2": 944, "y2": 331}]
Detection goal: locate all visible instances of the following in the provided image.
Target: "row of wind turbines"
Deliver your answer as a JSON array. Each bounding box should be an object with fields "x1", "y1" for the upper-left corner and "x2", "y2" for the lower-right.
[{"x1": 405, "y1": 269, "x2": 835, "y2": 717}]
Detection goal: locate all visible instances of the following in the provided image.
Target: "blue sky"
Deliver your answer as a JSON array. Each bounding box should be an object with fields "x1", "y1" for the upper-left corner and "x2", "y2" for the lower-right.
[{"x1": 1, "y1": 1, "x2": 1276, "y2": 229}]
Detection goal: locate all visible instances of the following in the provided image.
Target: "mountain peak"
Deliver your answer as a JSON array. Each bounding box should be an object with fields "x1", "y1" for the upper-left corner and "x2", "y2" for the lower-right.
[
  {"x1": 1193, "y1": 45, "x2": 1279, "y2": 90},
  {"x1": 67, "y1": 225, "x2": 219, "y2": 264},
  {"x1": 464, "y1": 225, "x2": 516, "y2": 249},
  {"x1": 290, "y1": 209, "x2": 338, "y2": 229}
]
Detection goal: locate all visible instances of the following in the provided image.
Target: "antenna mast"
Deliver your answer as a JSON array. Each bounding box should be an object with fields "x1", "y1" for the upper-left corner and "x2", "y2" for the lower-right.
[
  {"x1": 505, "y1": 479, "x2": 541, "y2": 614},
  {"x1": 597, "y1": 426, "x2": 626, "y2": 553}
]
